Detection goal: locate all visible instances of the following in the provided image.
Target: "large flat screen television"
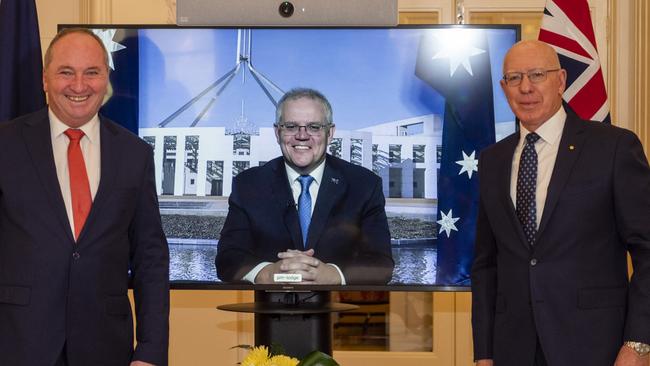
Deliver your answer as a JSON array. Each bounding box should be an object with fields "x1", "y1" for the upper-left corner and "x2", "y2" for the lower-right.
[{"x1": 61, "y1": 24, "x2": 519, "y2": 291}]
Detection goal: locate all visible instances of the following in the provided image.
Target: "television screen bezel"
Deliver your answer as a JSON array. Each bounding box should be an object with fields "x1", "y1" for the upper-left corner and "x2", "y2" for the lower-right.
[{"x1": 58, "y1": 23, "x2": 521, "y2": 292}]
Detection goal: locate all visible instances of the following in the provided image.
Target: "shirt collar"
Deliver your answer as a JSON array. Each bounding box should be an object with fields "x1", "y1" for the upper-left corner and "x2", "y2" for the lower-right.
[
  {"x1": 285, "y1": 158, "x2": 326, "y2": 186},
  {"x1": 48, "y1": 108, "x2": 101, "y2": 143},
  {"x1": 519, "y1": 106, "x2": 566, "y2": 146}
]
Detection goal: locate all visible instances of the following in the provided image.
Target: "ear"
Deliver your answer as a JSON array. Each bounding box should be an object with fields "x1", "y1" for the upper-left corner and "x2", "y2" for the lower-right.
[
  {"x1": 42, "y1": 71, "x2": 48, "y2": 93},
  {"x1": 499, "y1": 79, "x2": 507, "y2": 93},
  {"x1": 326, "y1": 124, "x2": 336, "y2": 145},
  {"x1": 274, "y1": 125, "x2": 281, "y2": 144},
  {"x1": 557, "y1": 69, "x2": 567, "y2": 94}
]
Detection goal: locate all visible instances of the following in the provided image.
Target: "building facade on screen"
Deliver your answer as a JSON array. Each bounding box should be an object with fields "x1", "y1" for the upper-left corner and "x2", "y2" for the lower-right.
[{"x1": 140, "y1": 113, "x2": 442, "y2": 199}]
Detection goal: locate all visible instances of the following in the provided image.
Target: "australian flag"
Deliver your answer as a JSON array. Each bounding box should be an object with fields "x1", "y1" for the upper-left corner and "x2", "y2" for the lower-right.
[
  {"x1": 415, "y1": 28, "x2": 496, "y2": 285},
  {"x1": 539, "y1": 0, "x2": 610, "y2": 123},
  {"x1": 93, "y1": 28, "x2": 140, "y2": 133},
  {"x1": 0, "y1": 0, "x2": 46, "y2": 122}
]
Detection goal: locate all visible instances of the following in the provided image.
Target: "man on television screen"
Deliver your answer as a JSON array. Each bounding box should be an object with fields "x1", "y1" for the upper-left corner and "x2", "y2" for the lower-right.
[
  {"x1": 0, "y1": 28, "x2": 169, "y2": 366},
  {"x1": 216, "y1": 88, "x2": 394, "y2": 285},
  {"x1": 471, "y1": 40, "x2": 650, "y2": 366}
]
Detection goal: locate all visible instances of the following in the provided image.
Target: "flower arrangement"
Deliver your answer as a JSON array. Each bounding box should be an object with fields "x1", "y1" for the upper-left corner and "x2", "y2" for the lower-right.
[{"x1": 239, "y1": 345, "x2": 339, "y2": 366}]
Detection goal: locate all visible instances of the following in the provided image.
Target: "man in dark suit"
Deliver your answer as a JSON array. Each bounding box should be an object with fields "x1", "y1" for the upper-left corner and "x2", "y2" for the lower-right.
[
  {"x1": 0, "y1": 28, "x2": 169, "y2": 365},
  {"x1": 471, "y1": 40, "x2": 650, "y2": 366},
  {"x1": 216, "y1": 88, "x2": 394, "y2": 285}
]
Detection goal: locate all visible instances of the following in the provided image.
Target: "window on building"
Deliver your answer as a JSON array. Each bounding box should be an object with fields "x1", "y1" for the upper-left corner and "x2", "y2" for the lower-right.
[
  {"x1": 233, "y1": 133, "x2": 251, "y2": 156},
  {"x1": 413, "y1": 145, "x2": 425, "y2": 163},
  {"x1": 350, "y1": 138, "x2": 363, "y2": 165},
  {"x1": 232, "y1": 161, "x2": 250, "y2": 177},
  {"x1": 329, "y1": 138, "x2": 342, "y2": 157},
  {"x1": 397, "y1": 122, "x2": 424, "y2": 136},
  {"x1": 206, "y1": 161, "x2": 224, "y2": 196},
  {"x1": 389, "y1": 144, "x2": 402, "y2": 164},
  {"x1": 162, "y1": 136, "x2": 177, "y2": 195},
  {"x1": 185, "y1": 135, "x2": 199, "y2": 174},
  {"x1": 143, "y1": 136, "x2": 155, "y2": 150}
]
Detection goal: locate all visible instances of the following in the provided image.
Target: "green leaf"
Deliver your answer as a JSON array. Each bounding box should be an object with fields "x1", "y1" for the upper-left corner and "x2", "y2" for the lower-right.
[
  {"x1": 230, "y1": 344, "x2": 254, "y2": 351},
  {"x1": 297, "y1": 351, "x2": 339, "y2": 366}
]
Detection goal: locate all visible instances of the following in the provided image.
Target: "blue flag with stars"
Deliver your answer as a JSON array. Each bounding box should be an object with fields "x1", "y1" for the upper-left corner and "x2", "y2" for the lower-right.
[
  {"x1": 415, "y1": 28, "x2": 496, "y2": 285},
  {"x1": 0, "y1": 0, "x2": 46, "y2": 122},
  {"x1": 94, "y1": 29, "x2": 139, "y2": 134}
]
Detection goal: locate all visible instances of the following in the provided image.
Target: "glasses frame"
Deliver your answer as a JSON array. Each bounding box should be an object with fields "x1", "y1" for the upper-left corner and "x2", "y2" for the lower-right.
[
  {"x1": 274, "y1": 122, "x2": 332, "y2": 136},
  {"x1": 502, "y1": 68, "x2": 561, "y2": 86}
]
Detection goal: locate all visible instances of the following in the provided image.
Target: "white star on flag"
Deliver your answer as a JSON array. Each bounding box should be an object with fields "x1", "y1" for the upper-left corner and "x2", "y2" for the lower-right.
[
  {"x1": 437, "y1": 209, "x2": 460, "y2": 238},
  {"x1": 431, "y1": 29, "x2": 486, "y2": 77},
  {"x1": 455, "y1": 150, "x2": 478, "y2": 179},
  {"x1": 93, "y1": 29, "x2": 126, "y2": 70}
]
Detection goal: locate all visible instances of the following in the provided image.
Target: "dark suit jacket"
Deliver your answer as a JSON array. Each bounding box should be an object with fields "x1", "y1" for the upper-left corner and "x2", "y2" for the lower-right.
[
  {"x1": 471, "y1": 110, "x2": 650, "y2": 366},
  {"x1": 216, "y1": 155, "x2": 394, "y2": 285},
  {"x1": 0, "y1": 109, "x2": 169, "y2": 366}
]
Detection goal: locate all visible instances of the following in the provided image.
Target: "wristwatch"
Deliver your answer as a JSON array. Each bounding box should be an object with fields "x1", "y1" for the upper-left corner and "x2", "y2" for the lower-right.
[{"x1": 624, "y1": 341, "x2": 650, "y2": 357}]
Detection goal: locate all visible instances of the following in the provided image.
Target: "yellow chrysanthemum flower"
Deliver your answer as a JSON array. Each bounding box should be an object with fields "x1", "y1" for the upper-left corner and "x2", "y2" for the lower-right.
[
  {"x1": 241, "y1": 346, "x2": 270, "y2": 366},
  {"x1": 267, "y1": 354, "x2": 299, "y2": 366}
]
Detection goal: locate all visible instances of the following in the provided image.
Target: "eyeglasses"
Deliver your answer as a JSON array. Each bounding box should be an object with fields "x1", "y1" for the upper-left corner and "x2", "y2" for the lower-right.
[
  {"x1": 502, "y1": 68, "x2": 560, "y2": 86},
  {"x1": 275, "y1": 122, "x2": 331, "y2": 136}
]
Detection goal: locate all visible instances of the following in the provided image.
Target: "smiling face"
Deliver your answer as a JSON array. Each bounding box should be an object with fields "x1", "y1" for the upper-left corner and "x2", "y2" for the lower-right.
[
  {"x1": 501, "y1": 40, "x2": 566, "y2": 131},
  {"x1": 43, "y1": 32, "x2": 109, "y2": 128},
  {"x1": 275, "y1": 96, "x2": 335, "y2": 175}
]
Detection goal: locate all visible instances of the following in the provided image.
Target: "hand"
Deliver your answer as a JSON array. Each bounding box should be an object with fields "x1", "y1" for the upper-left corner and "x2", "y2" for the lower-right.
[
  {"x1": 253, "y1": 249, "x2": 318, "y2": 284},
  {"x1": 130, "y1": 361, "x2": 156, "y2": 366},
  {"x1": 614, "y1": 345, "x2": 649, "y2": 366},
  {"x1": 475, "y1": 359, "x2": 493, "y2": 366},
  {"x1": 277, "y1": 249, "x2": 342, "y2": 285}
]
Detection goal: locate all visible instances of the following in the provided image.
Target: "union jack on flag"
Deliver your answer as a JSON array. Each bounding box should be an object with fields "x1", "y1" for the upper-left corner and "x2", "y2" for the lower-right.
[{"x1": 539, "y1": 0, "x2": 610, "y2": 123}]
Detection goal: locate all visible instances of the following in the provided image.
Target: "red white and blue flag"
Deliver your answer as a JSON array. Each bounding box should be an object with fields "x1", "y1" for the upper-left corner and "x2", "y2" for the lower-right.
[{"x1": 539, "y1": 0, "x2": 610, "y2": 123}]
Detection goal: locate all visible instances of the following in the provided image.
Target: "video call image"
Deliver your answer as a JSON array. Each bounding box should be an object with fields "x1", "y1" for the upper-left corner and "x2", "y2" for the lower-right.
[{"x1": 97, "y1": 26, "x2": 518, "y2": 286}]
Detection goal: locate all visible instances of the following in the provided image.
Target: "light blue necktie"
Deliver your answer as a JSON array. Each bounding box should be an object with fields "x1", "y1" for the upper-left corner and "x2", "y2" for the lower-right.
[{"x1": 298, "y1": 175, "x2": 314, "y2": 248}]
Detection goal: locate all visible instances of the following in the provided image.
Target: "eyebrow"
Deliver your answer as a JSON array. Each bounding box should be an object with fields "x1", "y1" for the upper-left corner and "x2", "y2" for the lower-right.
[{"x1": 55, "y1": 65, "x2": 103, "y2": 72}]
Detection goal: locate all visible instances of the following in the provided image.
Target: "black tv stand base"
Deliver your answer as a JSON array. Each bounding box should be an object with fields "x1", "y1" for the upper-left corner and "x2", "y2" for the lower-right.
[{"x1": 218, "y1": 290, "x2": 358, "y2": 359}]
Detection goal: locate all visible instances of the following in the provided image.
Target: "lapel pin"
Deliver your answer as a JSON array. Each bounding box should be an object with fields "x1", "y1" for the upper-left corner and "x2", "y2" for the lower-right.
[
  {"x1": 330, "y1": 178, "x2": 339, "y2": 184},
  {"x1": 569, "y1": 145, "x2": 575, "y2": 150}
]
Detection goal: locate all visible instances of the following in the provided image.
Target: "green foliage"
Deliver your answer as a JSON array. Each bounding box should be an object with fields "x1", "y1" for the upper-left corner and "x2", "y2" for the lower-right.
[{"x1": 296, "y1": 351, "x2": 339, "y2": 366}]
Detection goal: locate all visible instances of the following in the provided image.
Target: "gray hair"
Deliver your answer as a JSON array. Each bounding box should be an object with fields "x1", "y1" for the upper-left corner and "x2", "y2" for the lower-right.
[{"x1": 275, "y1": 88, "x2": 333, "y2": 125}]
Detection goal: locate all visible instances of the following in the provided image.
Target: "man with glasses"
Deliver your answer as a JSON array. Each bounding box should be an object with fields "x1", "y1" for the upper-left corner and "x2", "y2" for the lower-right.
[
  {"x1": 471, "y1": 40, "x2": 650, "y2": 366},
  {"x1": 216, "y1": 88, "x2": 394, "y2": 285}
]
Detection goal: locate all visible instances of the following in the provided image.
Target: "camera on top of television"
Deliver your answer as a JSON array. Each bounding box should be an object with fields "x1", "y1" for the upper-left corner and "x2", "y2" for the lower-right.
[{"x1": 278, "y1": 1, "x2": 294, "y2": 17}]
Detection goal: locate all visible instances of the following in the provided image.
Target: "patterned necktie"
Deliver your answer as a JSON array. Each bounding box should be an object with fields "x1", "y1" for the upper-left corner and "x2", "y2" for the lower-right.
[
  {"x1": 298, "y1": 175, "x2": 314, "y2": 248},
  {"x1": 516, "y1": 132, "x2": 541, "y2": 246},
  {"x1": 65, "y1": 129, "x2": 92, "y2": 241}
]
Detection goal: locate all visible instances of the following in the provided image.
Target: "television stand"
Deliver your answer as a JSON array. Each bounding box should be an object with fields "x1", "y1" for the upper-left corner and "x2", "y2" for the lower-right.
[{"x1": 218, "y1": 290, "x2": 358, "y2": 358}]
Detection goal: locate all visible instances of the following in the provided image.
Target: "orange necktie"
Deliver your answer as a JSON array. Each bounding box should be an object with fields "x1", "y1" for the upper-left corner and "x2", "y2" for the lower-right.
[{"x1": 64, "y1": 129, "x2": 92, "y2": 240}]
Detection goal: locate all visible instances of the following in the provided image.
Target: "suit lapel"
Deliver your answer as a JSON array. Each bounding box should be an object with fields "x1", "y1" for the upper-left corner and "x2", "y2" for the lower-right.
[
  {"x1": 270, "y1": 159, "x2": 303, "y2": 249},
  {"x1": 306, "y1": 158, "x2": 346, "y2": 250},
  {"x1": 497, "y1": 134, "x2": 531, "y2": 249},
  {"x1": 21, "y1": 110, "x2": 75, "y2": 243},
  {"x1": 537, "y1": 115, "x2": 586, "y2": 241},
  {"x1": 78, "y1": 117, "x2": 119, "y2": 243}
]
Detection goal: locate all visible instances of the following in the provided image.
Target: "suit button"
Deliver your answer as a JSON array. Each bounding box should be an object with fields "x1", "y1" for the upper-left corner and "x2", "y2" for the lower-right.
[
  {"x1": 72, "y1": 252, "x2": 80, "y2": 260},
  {"x1": 530, "y1": 258, "x2": 537, "y2": 266}
]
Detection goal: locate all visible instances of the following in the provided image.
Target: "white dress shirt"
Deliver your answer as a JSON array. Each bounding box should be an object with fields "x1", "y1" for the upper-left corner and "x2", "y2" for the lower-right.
[
  {"x1": 510, "y1": 107, "x2": 566, "y2": 228},
  {"x1": 49, "y1": 109, "x2": 101, "y2": 239},
  {"x1": 285, "y1": 160, "x2": 325, "y2": 215},
  {"x1": 243, "y1": 159, "x2": 346, "y2": 284}
]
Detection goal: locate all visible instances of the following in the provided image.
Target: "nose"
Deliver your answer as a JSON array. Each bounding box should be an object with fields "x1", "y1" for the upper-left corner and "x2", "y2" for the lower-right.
[
  {"x1": 295, "y1": 126, "x2": 310, "y2": 139},
  {"x1": 518, "y1": 74, "x2": 534, "y2": 92},
  {"x1": 70, "y1": 74, "x2": 85, "y2": 92}
]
